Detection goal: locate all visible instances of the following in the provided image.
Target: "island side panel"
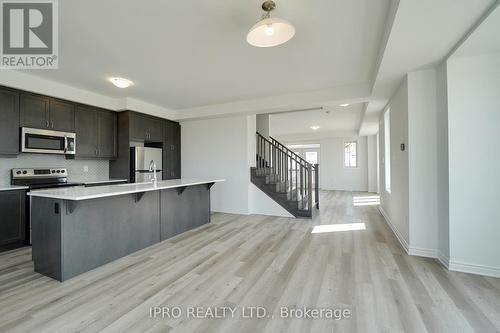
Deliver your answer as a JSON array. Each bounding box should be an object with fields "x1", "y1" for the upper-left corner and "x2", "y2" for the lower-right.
[
  {"x1": 31, "y1": 197, "x2": 63, "y2": 281},
  {"x1": 160, "y1": 184, "x2": 211, "y2": 241},
  {"x1": 61, "y1": 191, "x2": 160, "y2": 281}
]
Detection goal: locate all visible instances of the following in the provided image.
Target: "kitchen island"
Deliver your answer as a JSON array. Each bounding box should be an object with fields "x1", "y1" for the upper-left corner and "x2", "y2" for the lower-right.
[{"x1": 28, "y1": 178, "x2": 224, "y2": 281}]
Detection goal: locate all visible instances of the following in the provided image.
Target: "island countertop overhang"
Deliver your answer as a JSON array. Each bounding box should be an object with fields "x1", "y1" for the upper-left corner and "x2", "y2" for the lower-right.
[{"x1": 27, "y1": 178, "x2": 225, "y2": 201}]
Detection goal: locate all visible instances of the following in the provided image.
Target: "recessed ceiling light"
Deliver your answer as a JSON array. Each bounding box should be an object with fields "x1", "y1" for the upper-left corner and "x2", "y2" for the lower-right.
[
  {"x1": 311, "y1": 126, "x2": 320, "y2": 130},
  {"x1": 339, "y1": 103, "x2": 349, "y2": 107},
  {"x1": 109, "y1": 77, "x2": 133, "y2": 88}
]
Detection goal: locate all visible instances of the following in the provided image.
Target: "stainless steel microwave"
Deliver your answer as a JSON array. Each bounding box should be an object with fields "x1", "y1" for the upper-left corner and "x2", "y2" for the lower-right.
[{"x1": 21, "y1": 127, "x2": 76, "y2": 155}]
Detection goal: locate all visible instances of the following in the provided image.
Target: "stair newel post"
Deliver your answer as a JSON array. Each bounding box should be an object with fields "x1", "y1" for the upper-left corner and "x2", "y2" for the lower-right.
[
  {"x1": 260, "y1": 137, "x2": 266, "y2": 168},
  {"x1": 314, "y1": 164, "x2": 319, "y2": 209},
  {"x1": 256, "y1": 134, "x2": 259, "y2": 168},
  {"x1": 268, "y1": 140, "x2": 271, "y2": 170},
  {"x1": 305, "y1": 163, "x2": 309, "y2": 208},
  {"x1": 279, "y1": 148, "x2": 282, "y2": 184},
  {"x1": 262, "y1": 138, "x2": 265, "y2": 168},
  {"x1": 282, "y1": 150, "x2": 285, "y2": 184},
  {"x1": 295, "y1": 159, "x2": 299, "y2": 202},
  {"x1": 257, "y1": 134, "x2": 260, "y2": 169},
  {"x1": 307, "y1": 165, "x2": 312, "y2": 210},
  {"x1": 299, "y1": 163, "x2": 304, "y2": 204},
  {"x1": 272, "y1": 144, "x2": 275, "y2": 173}
]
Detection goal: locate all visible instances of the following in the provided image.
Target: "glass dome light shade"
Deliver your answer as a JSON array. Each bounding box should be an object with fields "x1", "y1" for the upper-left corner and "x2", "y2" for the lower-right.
[{"x1": 247, "y1": 17, "x2": 295, "y2": 47}]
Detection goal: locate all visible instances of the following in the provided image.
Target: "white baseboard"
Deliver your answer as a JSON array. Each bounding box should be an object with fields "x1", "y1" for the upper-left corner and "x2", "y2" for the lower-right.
[
  {"x1": 437, "y1": 251, "x2": 450, "y2": 269},
  {"x1": 448, "y1": 260, "x2": 500, "y2": 278},
  {"x1": 377, "y1": 207, "x2": 500, "y2": 278},
  {"x1": 408, "y1": 247, "x2": 437, "y2": 258},
  {"x1": 377, "y1": 206, "x2": 409, "y2": 253}
]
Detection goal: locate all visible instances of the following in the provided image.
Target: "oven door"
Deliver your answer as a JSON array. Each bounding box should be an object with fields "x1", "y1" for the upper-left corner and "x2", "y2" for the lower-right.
[{"x1": 21, "y1": 127, "x2": 76, "y2": 155}]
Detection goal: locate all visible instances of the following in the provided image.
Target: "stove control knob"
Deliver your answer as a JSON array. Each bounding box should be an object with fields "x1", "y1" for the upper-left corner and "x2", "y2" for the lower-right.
[
  {"x1": 61, "y1": 170, "x2": 65, "y2": 173},
  {"x1": 51, "y1": 170, "x2": 55, "y2": 173},
  {"x1": 16, "y1": 171, "x2": 21, "y2": 175},
  {"x1": 22, "y1": 170, "x2": 27, "y2": 174},
  {"x1": 56, "y1": 170, "x2": 60, "y2": 173}
]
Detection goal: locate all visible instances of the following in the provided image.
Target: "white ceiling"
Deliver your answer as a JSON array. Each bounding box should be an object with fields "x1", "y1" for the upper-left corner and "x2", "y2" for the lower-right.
[
  {"x1": 3, "y1": 0, "x2": 497, "y2": 135},
  {"x1": 25, "y1": 0, "x2": 390, "y2": 109},
  {"x1": 358, "y1": 0, "x2": 497, "y2": 135},
  {"x1": 452, "y1": 4, "x2": 500, "y2": 58},
  {"x1": 270, "y1": 104, "x2": 363, "y2": 141}
]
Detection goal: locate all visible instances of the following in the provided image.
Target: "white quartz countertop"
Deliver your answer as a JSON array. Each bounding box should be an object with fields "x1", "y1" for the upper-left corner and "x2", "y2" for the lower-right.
[
  {"x1": 0, "y1": 185, "x2": 29, "y2": 192},
  {"x1": 27, "y1": 178, "x2": 225, "y2": 201}
]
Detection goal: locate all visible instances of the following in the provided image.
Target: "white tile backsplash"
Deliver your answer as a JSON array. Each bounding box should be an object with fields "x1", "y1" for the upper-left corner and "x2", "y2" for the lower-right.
[{"x1": 0, "y1": 154, "x2": 109, "y2": 186}]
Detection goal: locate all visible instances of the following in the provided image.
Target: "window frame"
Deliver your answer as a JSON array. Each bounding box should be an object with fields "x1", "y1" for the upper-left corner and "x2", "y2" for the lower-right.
[{"x1": 343, "y1": 140, "x2": 358, "y2": 168}]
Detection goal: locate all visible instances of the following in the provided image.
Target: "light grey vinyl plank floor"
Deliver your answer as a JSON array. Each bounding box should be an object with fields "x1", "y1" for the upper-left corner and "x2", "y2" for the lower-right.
[{"x1": 0, "y1": 191, "x2": 499, "y2": 333}]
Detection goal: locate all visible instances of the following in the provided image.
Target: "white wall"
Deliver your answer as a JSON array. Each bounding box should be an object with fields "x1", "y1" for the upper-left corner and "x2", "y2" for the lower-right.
[
  {"x1": 181, "y1": 114, "x2": 292, "y2": 217},
  {"x1": 256, "y1": 114, "x2": 270, "y2": 138},
  {"x1": 407, "y1": 69, "x2": 439, "y2": 257},
  {"x1": 379, "y1": 77, "x2": 409, "y2": 249},
  {"x1": 320, "y1": 136, "x2": 368, "y2": 191},
  {"x1": 367, "y1": 135, "x2": 378, "y2": 193},
  {"x1": 436, "y1": 62, "x2": 450, "y2": 262},
  {"x1": 181, "y1": 115, "x2": 250, "y2": 214},
  {"x1": 447, "y1": 53, "x2": 500, "y2": 276}
]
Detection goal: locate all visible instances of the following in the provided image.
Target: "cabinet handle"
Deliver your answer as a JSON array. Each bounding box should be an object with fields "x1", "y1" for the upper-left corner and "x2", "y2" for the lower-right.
[
  {"x1": 95, "y1": 148, "x2": 98, "y2": 155},
  {"x1": 51, "y1": 121, "x2": 54, "y2": 128},
  {"x1": 45, "y1": 120, "x2": 49, "y2": 127}
]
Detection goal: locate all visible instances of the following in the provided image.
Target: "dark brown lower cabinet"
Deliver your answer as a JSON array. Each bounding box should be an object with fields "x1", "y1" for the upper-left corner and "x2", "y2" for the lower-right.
[{"x1": 0, "y1": 190, "x2": 26, "y2": 248}]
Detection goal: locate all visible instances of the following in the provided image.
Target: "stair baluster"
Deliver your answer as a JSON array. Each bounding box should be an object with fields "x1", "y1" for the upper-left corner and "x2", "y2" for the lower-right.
[{"x1": 253, "y1": 132, "x2": 319, "y2": 217}]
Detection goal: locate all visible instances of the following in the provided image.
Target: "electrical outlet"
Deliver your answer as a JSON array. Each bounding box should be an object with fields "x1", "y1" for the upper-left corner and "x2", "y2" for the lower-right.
[{"x1": 83, "y1": 165, "x2": 89, "y2": 173}]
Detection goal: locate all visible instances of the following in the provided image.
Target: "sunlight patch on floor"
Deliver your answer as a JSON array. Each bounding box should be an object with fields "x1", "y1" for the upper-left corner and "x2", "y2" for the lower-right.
[
  {"x1": 353, "y1": 195, "x2": 380, "y2": 206},
  {"x1": 311, "y1": 223, "x2": 366, "y2": 234}
]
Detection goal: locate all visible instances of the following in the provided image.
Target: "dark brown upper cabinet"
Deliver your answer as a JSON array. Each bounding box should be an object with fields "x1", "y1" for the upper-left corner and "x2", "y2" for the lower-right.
[
  {"x1": 129, "y1": 112, "x2": 163, "y2": 142},
  {"x1": 0, "y1": 87, "x2": 20, "y2": 155},
  {"x1": 74, "y1": 105, "x2": 116, "y2": 159},
  {"x1": 97, "y1": 109, "x2": 117, "y2": 158},
  {"x1": 163, "y1": 120, "x2": 181, "y2": 179},
  {"x1": 110, "y1": 111, "x2": 179, "y2": 182},
  {"x1": 49, "y1": 98, "x2": 75, "y2": 132},
  {"x1": 20, "y1": 93, "x2": 75, "y2": 132},
  {"x1": 20, "y1": 93, "x2": 49, "y2": 129},
  {"x1": 74, "y1": 105, "x2": 98, "y2": 157}
]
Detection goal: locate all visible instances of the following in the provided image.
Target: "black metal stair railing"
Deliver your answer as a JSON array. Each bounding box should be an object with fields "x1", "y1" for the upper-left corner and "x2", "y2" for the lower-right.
[{"x1": 256, "y1": 132, "x2": 319, "y2": 212}]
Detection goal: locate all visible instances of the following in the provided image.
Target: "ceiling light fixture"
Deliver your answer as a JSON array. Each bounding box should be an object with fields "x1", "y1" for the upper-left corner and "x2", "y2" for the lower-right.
[
  {"x1": 109, "y1": 77, "x2": 133, "y2": 88},
  {"x1": 247, "y1": 1, "x2": 295, "y2": 48},
  {"x1": 311, "y1": 126, "x2": 320, "y2": 131},
  {"x1": 339, "y1": 103, "x2": 350, "y2": 107}
]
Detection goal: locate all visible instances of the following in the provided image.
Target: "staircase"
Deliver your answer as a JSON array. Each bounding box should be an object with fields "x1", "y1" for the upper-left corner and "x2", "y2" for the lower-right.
[{"x1": 251, "y1": 132, "x2": 319, "y2": 218}]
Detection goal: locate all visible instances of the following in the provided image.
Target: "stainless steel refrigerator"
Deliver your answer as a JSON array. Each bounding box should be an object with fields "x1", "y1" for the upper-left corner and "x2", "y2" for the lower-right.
[{"x1": 130, "y1": 147, "x2": 163, "y2": 183}]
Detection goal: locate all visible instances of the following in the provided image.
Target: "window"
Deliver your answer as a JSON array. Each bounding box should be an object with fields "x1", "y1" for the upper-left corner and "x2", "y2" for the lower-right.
[
  {"x1": 305, "y1": 151, "x2": 318, "y2": 164},
  {"x1": 344, "y1": 141, "x2": 357, "y2": 168},
  {"x1": 384, "y1": 109, "x2": 391, "y2": 192}
]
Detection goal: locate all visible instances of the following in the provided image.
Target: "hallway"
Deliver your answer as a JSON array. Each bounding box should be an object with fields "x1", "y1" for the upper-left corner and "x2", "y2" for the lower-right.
[{"x1": 0, "y1": 191, "x2": 499, "y2": 332}]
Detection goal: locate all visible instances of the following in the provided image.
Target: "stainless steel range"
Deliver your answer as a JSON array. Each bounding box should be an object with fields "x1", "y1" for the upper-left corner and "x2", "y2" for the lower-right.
[{"x1": 11, "y1": 168, "x2": 83, "y2": 244}]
